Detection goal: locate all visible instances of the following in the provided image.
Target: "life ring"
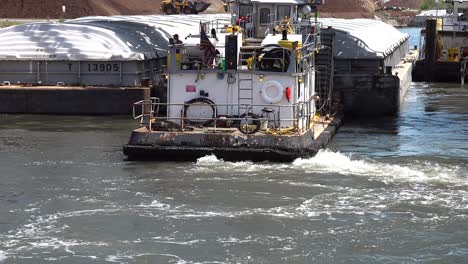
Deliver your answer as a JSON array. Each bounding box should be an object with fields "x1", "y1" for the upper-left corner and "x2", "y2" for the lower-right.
[{"x1": 260, "y1": 80, "x2": 284, "y2": 104}]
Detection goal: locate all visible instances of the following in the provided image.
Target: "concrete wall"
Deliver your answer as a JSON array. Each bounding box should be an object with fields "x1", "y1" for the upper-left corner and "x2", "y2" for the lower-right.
[{"x1": 0, "y1": 86, "x2": 150, "y2": 114}]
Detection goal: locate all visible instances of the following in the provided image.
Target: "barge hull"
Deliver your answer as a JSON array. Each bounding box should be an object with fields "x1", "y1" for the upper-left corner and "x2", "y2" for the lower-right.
[
  {"x1": 0, "y1": 86, "x2": 150, "y2": 115},
  {"x1": 123, "y1": 115, "x2": 342, "y2": 162},
  {"x1": 123, "y1": 144, "x2": 313, "y2": 162}
]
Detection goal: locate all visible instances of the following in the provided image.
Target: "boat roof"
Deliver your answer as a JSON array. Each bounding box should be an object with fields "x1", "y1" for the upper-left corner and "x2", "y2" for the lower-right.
[
  {"x1": 0, "y1": 14, "x2": 231, "y2": 61},
  {"x1": 318, "y1": 18, "x2": 409, "y2": 59}
]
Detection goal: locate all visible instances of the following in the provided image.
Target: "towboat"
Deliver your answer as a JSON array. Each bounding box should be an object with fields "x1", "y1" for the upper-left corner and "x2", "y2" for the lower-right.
[
  {"x1": 413, "y1": 0, "x2": 468, "y2": 83},
  {"x1": 123, "y1": 0, "x2": 341, "y2": 162}
]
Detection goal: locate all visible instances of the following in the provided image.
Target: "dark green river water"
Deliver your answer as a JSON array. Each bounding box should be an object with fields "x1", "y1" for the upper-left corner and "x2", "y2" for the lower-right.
[{"x1": 0, "y1": 82, "x2": 467, "y2": 263}]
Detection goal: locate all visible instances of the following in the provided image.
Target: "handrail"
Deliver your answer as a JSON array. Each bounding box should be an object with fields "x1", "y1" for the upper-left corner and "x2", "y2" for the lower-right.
[
  {"x1": 172, "y1": 44, "x2": 293, "y2": 72},
  {"x1": 133, "y1": 97, "x2": 160, "y2": 124},
  {"x1": 132, "y1": 100, "x2": 316, "y2": 134}
]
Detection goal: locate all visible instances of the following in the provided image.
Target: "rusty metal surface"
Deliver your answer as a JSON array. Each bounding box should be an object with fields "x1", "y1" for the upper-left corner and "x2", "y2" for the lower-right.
[{"x1": 124, "y1": 115, "x2": 342, "y2": 162}]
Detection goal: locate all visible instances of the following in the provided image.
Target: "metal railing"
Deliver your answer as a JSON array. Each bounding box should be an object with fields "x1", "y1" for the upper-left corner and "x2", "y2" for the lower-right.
[
  {"x1": 132, "y1": 99, "x2": 317, "y2": 135},
  {"x1": 268, "y1": 20, "x2": 322, "y2": 44},
  {"x1": 169, "y1": 19, "x2": 322, "y2": 72},
  {"x1": 133, "y1": 97, "x2": 160, "y2": 128},
  {"x1": 202, "y1": 18, "x2": 231, "y2": 32},
  {"x1": 172, "y1": 43, "x2": 293, "y2": 73}
]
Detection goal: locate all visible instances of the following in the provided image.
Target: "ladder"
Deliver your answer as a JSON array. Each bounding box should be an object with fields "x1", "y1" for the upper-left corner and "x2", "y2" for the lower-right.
[
  {"x1": 237, "y1": 73, "x2": 254, "y2": 115},
  {"x1": 315, "y1": 28, "x2": 335, "y2": 114}
]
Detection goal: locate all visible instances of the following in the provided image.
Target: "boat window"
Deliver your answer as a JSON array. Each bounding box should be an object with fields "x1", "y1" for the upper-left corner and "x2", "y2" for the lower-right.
[
  {"x1": 460, "y1": 9, "x2": 468, "y2": 21},
  {"x1": 239, "y1": 4, "x2": 253, "y2": 18},
  {"x1": 277, "y1": 5, "x2": 291, "y2": 20},
  {"x1": 260, "y1": 8, "x2": 270, "y2": 25}
]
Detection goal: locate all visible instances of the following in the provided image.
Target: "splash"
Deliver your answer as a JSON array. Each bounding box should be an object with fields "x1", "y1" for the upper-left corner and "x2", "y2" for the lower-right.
[
  {"x1": 293, "y1": 150, "x2": 463, "y2": 184},
  {"x1": 194, "y1": 154, "x2": 290, "y2": 173},
  {"x1": 139, "y1": 200, "x2": 171, "y2": 210},
  {"x1": 196, "y1": 154, "x2": 221, "y2": 164},
  {"x1": 0, "y1": 251, "x2": 6, "y2": 262},
  {"x1": 193, "y1": 150, "x2": 464, "y2": 184}
]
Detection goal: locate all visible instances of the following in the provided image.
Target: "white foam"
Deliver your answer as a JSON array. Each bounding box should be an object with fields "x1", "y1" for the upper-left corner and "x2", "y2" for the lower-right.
[
  {"x1": 293, "y1": 149, "x2": 464, "y2": 184},
  {"x1": 0, "y1": 250, "x2": 7, "y2": 262},
  {"x1": 193, "y1": 150, "x2": 464, "y2": 184},
  {"x1": 194, "y1": 154, "x2": 290, "y2": 173},
  {"x1": 146, "y1": 200, "x2": 171, "y2": 209},
  {"x1": 216, "y1": 236, "x2": 256, "y2": 244},
  {"x1": 196, "y1": 154, "x2": 222, "y2": 164},
  {"x1": 151, "y1": 236, "x2": 205, "y2": 245},
  {"x1": 106, "y1": 255, "x2": 133, "y2": 263},
  {"x1": 28, "y1": 160, "x2": 75, "y2": 166}
]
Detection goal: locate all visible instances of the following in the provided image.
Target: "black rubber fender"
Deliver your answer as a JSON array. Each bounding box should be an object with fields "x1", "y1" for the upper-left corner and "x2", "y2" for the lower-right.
[
  {"x1": 183, "y1": 97, "x2": 217, "y2": 126},
  {"x1": 238, "y1": 113, "x2": 261, "y2": 134}
]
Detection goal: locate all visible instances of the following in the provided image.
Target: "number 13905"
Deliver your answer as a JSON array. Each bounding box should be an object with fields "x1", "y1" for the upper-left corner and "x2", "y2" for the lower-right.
[{"x1": 87, "y1": 63, "x2": 120, "y2": 72}]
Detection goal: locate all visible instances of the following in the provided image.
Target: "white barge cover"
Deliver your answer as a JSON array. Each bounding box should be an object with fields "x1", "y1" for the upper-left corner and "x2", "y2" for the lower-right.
[
  {"x1": 0, "y1": 14, "x2": 404, "y2": 61},
  {"x1": 0, "y1": 14, "x2": 231, "y2": 61},
  {"x1": 69, "y1": 14, "x2": 231, "y2": 41},
  {"x1": 0, "y1": 23, "x2": 161, "y2": 61},
  {"x1": 318, "y1": 18, "x2": 410, "y2": 59}
]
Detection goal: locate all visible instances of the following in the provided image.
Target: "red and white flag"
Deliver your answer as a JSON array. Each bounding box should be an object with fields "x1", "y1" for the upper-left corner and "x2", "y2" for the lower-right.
[{"x1": 200, "y1": 23, "x2": 216, "y2": 66}]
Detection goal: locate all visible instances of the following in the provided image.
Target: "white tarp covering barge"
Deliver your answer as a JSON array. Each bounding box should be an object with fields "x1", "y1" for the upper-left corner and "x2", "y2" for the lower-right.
[
  {"x1": 0, "y1": 14, "x2": 406, "y2": 62},
  {"x1": 0, "y1": 14, "x2": 231, "y2": 86},
  {"x1": 318, "y1": 18, "x2": 410, "y2": 60},
  {"x1": 0, "y1": 14, "x2": 408, "y2": 86},
  {"x1": 0, "y1": 14, "x2": 231, "y2": 62},
  {"x1": 69, "y1": 14, "x2": 231, "y2": 41},
  {"x1": 0, "y1": 23, "x2": 159, "y2": 61}
]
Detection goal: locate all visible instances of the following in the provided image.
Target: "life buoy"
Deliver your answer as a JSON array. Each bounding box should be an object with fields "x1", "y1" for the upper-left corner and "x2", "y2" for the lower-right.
[{"x1": 260, "y1": 80, "x2": 284, "y2": 104}]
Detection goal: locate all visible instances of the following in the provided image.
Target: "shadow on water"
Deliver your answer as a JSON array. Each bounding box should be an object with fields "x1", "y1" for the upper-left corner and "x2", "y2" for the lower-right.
[{"x1": 0, "y1": 114, "x2": 138, "y2": 132}]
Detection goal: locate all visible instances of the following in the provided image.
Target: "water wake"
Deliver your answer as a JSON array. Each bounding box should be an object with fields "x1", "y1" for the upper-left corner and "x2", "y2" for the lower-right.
[
  {"x1": 295, "y1": 150, "x2": 464, "y2": 184},
  {"x1": 195, "y1": 150, "x2": 464, "y2": 184},
  {"x1": 0, "y1": 250, "x2": 6, "y2": 263}
]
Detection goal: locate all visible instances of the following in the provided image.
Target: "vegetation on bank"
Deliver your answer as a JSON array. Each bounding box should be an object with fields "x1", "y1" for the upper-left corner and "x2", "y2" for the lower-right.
[
  {"x1": 420, "y1": 0, "x2": 449, "y2": 10},
  {"x1": 0, "y1": 21, "x2": 20, "y2": 28}
]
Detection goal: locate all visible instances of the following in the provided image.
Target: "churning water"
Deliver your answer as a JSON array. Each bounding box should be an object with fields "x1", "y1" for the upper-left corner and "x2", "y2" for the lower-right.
[{"x1": 0, "y1": 83, "x2": 467, "y2": 263}]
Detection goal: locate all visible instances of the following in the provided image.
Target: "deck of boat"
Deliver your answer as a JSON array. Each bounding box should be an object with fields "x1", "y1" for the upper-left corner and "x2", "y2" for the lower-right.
[{"x1": 123, "y1": 115, "x2": 342, "y2": 162}]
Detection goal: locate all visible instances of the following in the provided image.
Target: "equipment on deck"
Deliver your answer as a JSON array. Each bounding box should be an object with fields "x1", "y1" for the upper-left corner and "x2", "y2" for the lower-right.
[{"x1": 160, "y1": 0, "x2": 211, "y2": 15}]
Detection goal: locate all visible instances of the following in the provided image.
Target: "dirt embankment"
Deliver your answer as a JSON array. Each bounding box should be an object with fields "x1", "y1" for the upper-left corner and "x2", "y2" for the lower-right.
[
  {"x1": 0, "y1": 0, "x2": 164, "y2": 18},
  {"x1": 318, "y1": 0, "x2": 382, "y2": 19},
  {"x1": 0, "y1": 0, "x2": 385, "y2": 19},
  {"x1": 380, "y1": 0, "x2": 423, "y2": 26},
  {"x1": 384, "y1": 0, "x2": 423, "y2": 9}
]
